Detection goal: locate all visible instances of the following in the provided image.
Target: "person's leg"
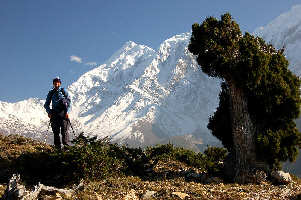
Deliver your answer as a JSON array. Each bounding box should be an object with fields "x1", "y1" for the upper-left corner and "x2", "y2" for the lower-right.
[
  {"x1": 61, "y1": 118, "x2": 70, "y2": 147},
  {"x1": 51, "y1": 117, "x2": 61, "y2": 150}
]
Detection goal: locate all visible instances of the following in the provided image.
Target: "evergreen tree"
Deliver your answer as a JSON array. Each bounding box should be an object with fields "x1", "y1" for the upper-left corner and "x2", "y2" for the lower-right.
[{"x1": 189, "y1": 13, "x2": 301, "y2": 183}]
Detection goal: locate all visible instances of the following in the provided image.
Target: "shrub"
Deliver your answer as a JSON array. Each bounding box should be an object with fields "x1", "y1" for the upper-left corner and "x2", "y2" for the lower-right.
[
  {"x1": 14, "y1": 133, "x2": 125, "y2": 186},
  {"x1": 204, "y1": 146, "x2": 228, "y2": 175},
  {"x1": 145, "y1": 144, "x2": 227, "y2": 173}
]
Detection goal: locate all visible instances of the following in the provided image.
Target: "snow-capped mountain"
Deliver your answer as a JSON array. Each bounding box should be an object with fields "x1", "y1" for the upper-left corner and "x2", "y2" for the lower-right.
[
  {"x1": 0, "y1": 98, "x2": 51, "y2": 143},
  {"x1": 0, "y1": 33, "x2": 220, "y2": 148},
  {"x1": 254, "y1": 4, "x2": 301, "y2": 76}
]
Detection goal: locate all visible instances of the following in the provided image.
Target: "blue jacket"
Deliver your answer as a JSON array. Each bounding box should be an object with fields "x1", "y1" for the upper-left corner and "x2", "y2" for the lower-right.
[{"x1": 44, "y1": 87, "x2": 71, "y2": 114}]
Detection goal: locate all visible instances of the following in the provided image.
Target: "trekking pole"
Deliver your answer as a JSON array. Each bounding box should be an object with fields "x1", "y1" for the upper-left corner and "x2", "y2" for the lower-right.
[
  {"x1": 45, "y1": 120, "x2": 51, "y2": 143},
  {"x1": 47, "y1": 120, "x2": 51, "y2": 131},
  {"x1": 67, "y1": 118, "x2": 76, "y2": 140}
]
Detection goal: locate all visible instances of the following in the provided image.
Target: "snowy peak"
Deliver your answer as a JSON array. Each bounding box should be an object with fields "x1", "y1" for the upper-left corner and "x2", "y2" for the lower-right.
[
  {"x1": 106, "y1": 41, "x2": 156, "y2": 71},
  {"x1": 255, "y1": 5, "x2": 301, "y2": 48},
  {"x1": 158, "y1": 33, "x2": 191, "y2": 62},
  {"x1": 68, "y1": 40, "x2": 158, "y2": 115},
  {"x1": 0, "y1": 98, "x2": 47, "y2": 125},
  {"x1": 254, "y1": 4, "x2": 301, "y2": 75}
]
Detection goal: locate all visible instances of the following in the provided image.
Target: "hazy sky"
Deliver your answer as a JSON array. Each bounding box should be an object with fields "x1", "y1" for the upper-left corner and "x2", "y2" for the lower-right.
[{"x1": 1, "y1": 0, "x2": 300, "y2": 102}]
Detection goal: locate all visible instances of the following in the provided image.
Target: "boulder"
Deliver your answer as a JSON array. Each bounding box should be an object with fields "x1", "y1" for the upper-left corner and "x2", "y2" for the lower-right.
[
  {"x1": 123, "y1": 189, "x2": 139, "y2": 200},
  {"x1": 271, "y1": 170, "x2": 292, "y2": 184},
  {"x1": 141, "y1": 190, "x2": 156, "y2": 200},
  {"x1": 171, "y1": 192, "x2": 189, "y2": 199},
  {"x1": 2, "y1": 174, "x2": 74, "y2": 200}
]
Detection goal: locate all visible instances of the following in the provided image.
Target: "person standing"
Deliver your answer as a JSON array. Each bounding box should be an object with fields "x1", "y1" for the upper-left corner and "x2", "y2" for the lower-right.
[{"x1": 44, "y1": 77, "x2": 71, "y2": 150}]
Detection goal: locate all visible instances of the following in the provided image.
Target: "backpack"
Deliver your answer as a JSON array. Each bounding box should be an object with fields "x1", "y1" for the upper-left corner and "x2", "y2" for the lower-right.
[{"x1": 49, "y1": 88, "x2": 70, "y2": 113}]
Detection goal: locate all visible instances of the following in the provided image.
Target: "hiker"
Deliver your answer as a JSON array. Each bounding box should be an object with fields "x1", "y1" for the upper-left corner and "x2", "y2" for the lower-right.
[{"x1": 44, "y1": 77, "x2": 71, "y2": 150}]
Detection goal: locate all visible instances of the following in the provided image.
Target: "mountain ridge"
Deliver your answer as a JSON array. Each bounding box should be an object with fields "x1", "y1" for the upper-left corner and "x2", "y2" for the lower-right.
[{"x1": 254, "y1": 4, "x2": 301, "y2": 76}]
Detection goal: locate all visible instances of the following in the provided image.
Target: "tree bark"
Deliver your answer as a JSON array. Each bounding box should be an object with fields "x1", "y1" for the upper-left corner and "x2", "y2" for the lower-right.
[{"x1": 227, "y1": 81, "x2": 257, "y2": 183}]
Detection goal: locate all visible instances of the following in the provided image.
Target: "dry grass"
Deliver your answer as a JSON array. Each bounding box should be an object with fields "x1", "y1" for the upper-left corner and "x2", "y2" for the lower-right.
[
  {"x1": 0, "y1": 134, "x2": 54, "y2": 184},
  {"x1": 73, "y1": 176, "x2": 301, "y2": 200},
  {"x1": 0, "y1": 184, "x2": 6, "y2": 197},
  {"x1": 0, "y1": 134, "x2": 53, "y2": 159}
]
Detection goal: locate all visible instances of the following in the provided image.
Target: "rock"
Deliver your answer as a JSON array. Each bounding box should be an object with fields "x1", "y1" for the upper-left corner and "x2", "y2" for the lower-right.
[
  {"x1": 73, "y1": 179, "x2": 85, "y2": 191},
  {"x1": 271, "y1": 170, "x2": 292, "y2": 184},
  {"x1": 95, "y1": 192, "x2": 103, "y2": 200},
  {"x1": 199, "y1": 172, "x2": 209, "y2": 183},
  {"x1": 141, "y1": 190, "x2": 156, "y2": 200},
  {"x1": 186, "y1": 172, "x2": 201, "y2": 179},
  {"x1": 123, "y1": 189, "x2": 139, "y2": 200},
  {"x1": 55, "y1": 193, "x2": 63, "y2": 200},
  {"x1": 144, "y1": 168, "x2": 154, "y2": 177},
  {"x1": 253, "y1": 170, "x2": 267, "y2": 184},
  {"x1": 171, "y1": 192, "x2": 189, "y2": 199},
  {"x1": 205, "y1": 177, "x2": 223, "y2": 184},
  {"x1": 185, "y1": 169, "x2": 203, "y2": 182},
  {"x1": 2, "y1": 174, "x2": 74, "y2": 200},
  {"x1": 2, "y1": 174, "x2": 36, "y2": 200}
]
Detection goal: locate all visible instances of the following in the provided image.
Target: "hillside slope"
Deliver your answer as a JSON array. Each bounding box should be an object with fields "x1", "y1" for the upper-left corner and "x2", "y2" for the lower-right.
[{"x1": 1, "y1": 134, "x2": 301, "y2": 200}]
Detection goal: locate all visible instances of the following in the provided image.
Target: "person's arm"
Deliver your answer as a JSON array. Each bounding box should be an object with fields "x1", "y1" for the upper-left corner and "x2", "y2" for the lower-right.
[{"x1": 44, "y1": 91, "x2": 52, "y2": 117}]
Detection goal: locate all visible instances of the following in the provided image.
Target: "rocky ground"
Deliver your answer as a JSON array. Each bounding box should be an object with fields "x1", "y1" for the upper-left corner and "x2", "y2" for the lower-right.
[
  {"x1": 1, "y1": 175, "x2": 301, "y2": 199},
  {"x1": 0, "y1": 134, "x2": 301, "y2": 200},
  {"x1": 71, "y1": 176, "x2": 301, "y2": 200}
]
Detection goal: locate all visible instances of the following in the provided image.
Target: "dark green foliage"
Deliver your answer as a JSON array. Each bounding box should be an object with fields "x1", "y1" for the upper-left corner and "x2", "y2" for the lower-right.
[
  {"x1": 15, "y1": 134, "x2": 125, "y2": 186},
  {"x1": 145, "y1": 143, "x2": 206, "y2": 169},
  {"x1": 114, "y1": 146, "x2": 150, "y2": 176},
  {"x1": 204, "y1": 146, "x2": 228, "y2": 163},
  {"x1": 189, "y1": 13, "x2": 242, "y2": 79},
  {"x1": 189, "y1": 13, "x2": 301, "y2": 169},
  {"x1": 204, "y1": 146, "x2": 228, "y2": 175},
  {"x1": 145, "y1": 144, "x2": 228, "y2": 175},
  {"x1": 208, "y1": 82, "x2": 233, "y2": 151},
  {"x1": 256, "y1": 122, "x2": 301, "y2": 169},
  {"x1": 61, "y1": 134, "x2": 124, "y2": 180}
]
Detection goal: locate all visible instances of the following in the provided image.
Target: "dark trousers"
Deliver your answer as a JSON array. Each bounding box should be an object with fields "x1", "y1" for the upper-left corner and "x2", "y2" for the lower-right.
[{"x1": 50, "y1": 114, "x2": 69, "y2": 149}]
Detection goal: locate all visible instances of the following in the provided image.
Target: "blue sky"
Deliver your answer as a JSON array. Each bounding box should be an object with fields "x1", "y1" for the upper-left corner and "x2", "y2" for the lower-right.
[{"x1": 1, "y1": 0, "x2": 300, "y2": 102}]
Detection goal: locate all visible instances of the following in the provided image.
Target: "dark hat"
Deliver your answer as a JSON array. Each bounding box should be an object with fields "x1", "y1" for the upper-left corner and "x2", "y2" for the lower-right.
[{"x1": 53, "y1": 77, "x2": 61, "y2": 84}]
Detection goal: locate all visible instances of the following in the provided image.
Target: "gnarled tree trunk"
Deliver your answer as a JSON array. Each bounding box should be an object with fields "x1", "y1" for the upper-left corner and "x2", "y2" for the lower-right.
[{"x1": 227, "y1": 81, "x2": 257, "y2": 183}]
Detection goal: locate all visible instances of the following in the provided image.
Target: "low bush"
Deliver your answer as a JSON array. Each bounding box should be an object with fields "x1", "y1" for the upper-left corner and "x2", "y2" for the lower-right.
[
  {"x1": 204, "y1": 146, "x2": 228, "y2": 175},
  {"x1": 145, "y1": 144, "x2": 206, "y2": 169},
  {"x1": 145, "y1": 143, "x2": 228, "y2": 175},
  {"x1": 14, "y1": 133, "x2": 125, "y2": 186}
]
